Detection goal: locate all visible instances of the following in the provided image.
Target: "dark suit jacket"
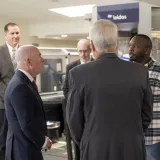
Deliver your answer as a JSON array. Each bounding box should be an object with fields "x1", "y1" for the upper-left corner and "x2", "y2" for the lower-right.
[
  {"x1": 4, "y1": 70, "x2": 47, "y2": 160},
  {"x1": 66, "y1": 53, "x2": 153, "y2": 160},
  {"x1": 63, "y1": 58, "x2": 94, "y2": 99},
  {"x1": 0, "y1": 44, "x2": 14, "y2": 109}
]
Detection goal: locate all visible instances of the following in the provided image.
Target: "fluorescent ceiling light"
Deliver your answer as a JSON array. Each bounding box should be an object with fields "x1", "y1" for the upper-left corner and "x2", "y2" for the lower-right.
[
  {"x1": 61, "y1": 35, "x2": 68, "y2": 37},
  {"x1": 48, "y1": 4, "x2": 95, "y2": 17}
]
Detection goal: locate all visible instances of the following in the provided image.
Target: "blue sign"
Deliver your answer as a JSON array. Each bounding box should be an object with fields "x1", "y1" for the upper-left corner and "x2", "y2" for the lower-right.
[{"x1": 97, "y1": 3, "x2": 139, "y2": 23}]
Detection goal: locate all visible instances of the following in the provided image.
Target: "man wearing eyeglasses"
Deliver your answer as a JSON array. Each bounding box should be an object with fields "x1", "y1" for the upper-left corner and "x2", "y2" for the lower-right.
[
  {"x1": 63, "y1": 39, "x2": 93, "y2": 160},
  {"x1": 63, "y1": 38, "x2": 93, "y2": 100}
]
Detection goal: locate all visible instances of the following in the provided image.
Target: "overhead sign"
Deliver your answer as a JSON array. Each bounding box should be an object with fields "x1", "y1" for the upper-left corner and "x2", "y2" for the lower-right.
[{"x1": 97, "y1": 3, "x2": 139, "y2": 23}]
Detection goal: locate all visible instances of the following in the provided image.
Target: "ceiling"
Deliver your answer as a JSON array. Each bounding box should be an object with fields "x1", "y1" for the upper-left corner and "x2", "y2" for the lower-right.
[
  {"x1": 1, "y1": 0, "x2": 160, "y2": 41},
  {"x1": 1, "y1": 0, "x2": 98, "y2": 23}
]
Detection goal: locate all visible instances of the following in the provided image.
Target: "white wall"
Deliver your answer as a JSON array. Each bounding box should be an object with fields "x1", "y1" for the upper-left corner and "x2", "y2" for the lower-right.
[
  {"x1": 29, "y1": 19, "x2": 91, "y2": 38},
  {"x1": 38, "y1": 39, "x2": 77, "y2": 48},
  {"x1": 0, "y1": 20, "x2": 78, "y2": 48}
]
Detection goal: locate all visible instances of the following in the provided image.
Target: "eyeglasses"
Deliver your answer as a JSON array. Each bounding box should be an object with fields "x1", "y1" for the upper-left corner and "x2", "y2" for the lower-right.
[{"x1": 78, "y1": 50, "x2": 90, "y2": 53}]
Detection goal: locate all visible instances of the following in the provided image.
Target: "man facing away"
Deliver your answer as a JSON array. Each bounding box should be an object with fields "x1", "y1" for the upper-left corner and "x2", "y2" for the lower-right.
[
  {"x1": 0, "y1": 22, "x2": 20, "y2": 160},
  {"x1": 63, "y1": 39, "x2": 93, "y2": 160},
  {"x1": 129, "y1": 34, "x2": 160, "y2": 160},
  {"x1": 66, "y1": 19, "x2": 153, "y2": 160},
  {"x1": 4, "y1": 45, "x2": 52, "y2": 160}
]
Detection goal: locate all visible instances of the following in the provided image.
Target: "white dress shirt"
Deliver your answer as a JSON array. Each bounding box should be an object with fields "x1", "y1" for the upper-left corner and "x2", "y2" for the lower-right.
[
  {"x1": 80, "y1": 57, "x2": 92, "y2": 64},
  {"x1": 6, "y1": 42, "x2": 18, "y2": 58}
]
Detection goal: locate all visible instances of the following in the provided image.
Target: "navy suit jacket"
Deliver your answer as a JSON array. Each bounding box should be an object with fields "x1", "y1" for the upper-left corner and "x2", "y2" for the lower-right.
[{"x1": 4, "y1": 70, "x2": 47, "y2": 160}]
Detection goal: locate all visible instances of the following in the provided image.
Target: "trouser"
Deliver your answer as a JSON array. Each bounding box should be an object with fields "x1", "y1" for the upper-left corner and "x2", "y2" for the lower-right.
[
  {"x1": 73, "y1": 141, "x2": 80, "y2": 160},
  {"x1": 63, "y1": 98, "x2": 80, "y2": 160},
  {"x1": 146, "y1": 142, "x2": 160, "y2": 160},
  {"x1": 0, "y1": 109, "x2": 8, "y2": 160}
]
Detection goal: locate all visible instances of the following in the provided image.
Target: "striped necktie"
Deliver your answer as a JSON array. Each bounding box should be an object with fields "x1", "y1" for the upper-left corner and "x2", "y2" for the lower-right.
[{"x1": 11, "y1": 48, "x2": 17, "y2": 70}]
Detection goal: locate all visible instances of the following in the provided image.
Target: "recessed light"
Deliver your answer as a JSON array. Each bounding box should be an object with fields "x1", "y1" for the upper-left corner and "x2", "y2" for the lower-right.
[
  {"x1": 48, "y1": 4, "x2": 95, "y2": 17},
  {"x1": 61, "y1": 35, "x2": 68, "y2": 37}
]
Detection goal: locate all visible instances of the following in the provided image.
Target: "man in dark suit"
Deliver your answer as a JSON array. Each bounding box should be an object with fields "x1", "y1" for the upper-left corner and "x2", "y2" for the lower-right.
[
  {"x1": 4, "y1": 45, "x2": 52, "y2": 160},
  {"x1": 63, "y1": 39, "x2": 93, "y2": 160},
  {"x1": 0, "y1": 22, "x2": 20, "y2": 160},
  {"x1": 66, "y1": 19, "x2": 153, "y2": 160}
]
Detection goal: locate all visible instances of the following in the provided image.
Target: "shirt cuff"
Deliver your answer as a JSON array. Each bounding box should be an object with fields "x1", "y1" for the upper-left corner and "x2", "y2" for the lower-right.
[{"x1": 42, "y1": 136, "x2": 48, "y2": 149}]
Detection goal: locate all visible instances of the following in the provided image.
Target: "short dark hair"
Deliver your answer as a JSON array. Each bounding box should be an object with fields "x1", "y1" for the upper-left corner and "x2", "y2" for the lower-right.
[
  {"x1": 135, "y1": 34, "x2": 152, "y2": 49},
  {"x1": 4, "y1": 22, "x2": 18, "y2": 32}
]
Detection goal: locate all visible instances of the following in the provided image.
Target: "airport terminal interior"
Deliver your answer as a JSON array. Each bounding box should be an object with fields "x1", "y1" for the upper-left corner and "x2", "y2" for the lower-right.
[{"x1": 0, "y1": 0, "x2": 160, "y2": 160}]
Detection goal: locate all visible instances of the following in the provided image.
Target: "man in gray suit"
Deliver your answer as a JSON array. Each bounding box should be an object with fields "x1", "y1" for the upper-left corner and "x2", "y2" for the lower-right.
[
  {"x1": 66, "y1": 19, "x2": 153, "y2": 160},
  {"x1": 0, "y1": 22, "x2": 20, "y2": 159}
]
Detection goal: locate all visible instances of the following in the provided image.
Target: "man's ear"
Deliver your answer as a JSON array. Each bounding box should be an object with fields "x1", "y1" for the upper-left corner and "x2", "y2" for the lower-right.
[
  {"x1": 26, "y1": 58, "x2": 32, "y2": 66},
  {"x1": 145, "y1": 48, "x2": 151, "y2": 55}
]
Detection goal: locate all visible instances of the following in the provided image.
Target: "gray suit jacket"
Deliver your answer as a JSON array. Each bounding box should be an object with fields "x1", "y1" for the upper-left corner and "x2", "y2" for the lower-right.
[
  {"x1": 66, "y1": 53, "x2": 153, "y2": 160},
  {"x1": 0, "y1": 44, "x2": 14, "y2": 109},
  {"x1": 63, "y1": 58, "x2": 94, "y2": 99}
]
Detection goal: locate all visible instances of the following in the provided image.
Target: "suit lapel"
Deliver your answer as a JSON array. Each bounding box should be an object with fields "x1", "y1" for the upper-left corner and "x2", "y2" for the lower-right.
[
  {"x1": 76, "y1": 60, "x2": 81, "y2": 66},
  {"x1": 2, "y1": 44, "x2": 14, "y2": 71},
  {"x1": 16, "y1": 70, "x2": 45, "y2": 118},
  {"x1": 28, "y1": 83, "x2": 46, "y2": 117}
]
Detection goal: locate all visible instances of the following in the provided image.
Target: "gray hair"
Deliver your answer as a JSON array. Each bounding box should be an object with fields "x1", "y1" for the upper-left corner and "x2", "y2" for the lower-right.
[
  {"x1": 15, "y1": 45, "x2": 37, "y2": 66},
  {"x1": 89, "y1": 19, "x2": 118, "y2": 52},
  {"x1": 77, "y1": 39, "x2": 90, "y2": 49}
]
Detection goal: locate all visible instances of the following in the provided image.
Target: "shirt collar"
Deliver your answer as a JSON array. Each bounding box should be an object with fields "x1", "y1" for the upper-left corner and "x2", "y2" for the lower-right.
[
  {"x1": 18, "y1": 69, "x2": 34, "y2": 82},
  {"x1": 6, "y1": 41, "x2": 18, "y2": 50},
  {"x1": 144, "y1": 58, "x2": 155, "y2": 68},
  {"x1": 6, "y1": 42, "x2": 18, "y2": 57}
]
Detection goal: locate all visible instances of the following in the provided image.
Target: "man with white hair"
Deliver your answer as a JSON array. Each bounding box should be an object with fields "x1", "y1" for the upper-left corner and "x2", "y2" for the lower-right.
[
  {"x1": 63, "y1": 39, "x2": 93, "y2": 99},
  {"x1": 63, "y1": 39, "x2": 93, "y2": 160},
  {"x1": 4, "y1": 45, "x2": 52, "y2": 160},
  {"x1": 66, "y1": 19, "x2": 153, "y2": 160}
]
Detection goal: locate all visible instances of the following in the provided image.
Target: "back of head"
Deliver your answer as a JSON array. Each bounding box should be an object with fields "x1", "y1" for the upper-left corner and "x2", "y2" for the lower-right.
[
  {"x1": 15, "y1": 45, "x2": 37, "y2": 66},
  {"x1": 89, "y1": 19, "x2": 118, "y2": 53}
]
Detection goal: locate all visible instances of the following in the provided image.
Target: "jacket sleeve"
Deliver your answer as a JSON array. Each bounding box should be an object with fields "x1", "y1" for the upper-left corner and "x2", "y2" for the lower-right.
[
  {"x1": 63, "y1": 65, "x2": 70, "y2": 99},
  {"x1": 142, "y1": 71, "x2": 153, "y2": 132},
  {"x1": 0, "y1": 57, "x2": 13, "y2": 108},
  {"x1": 10, "y1": 84, "x2": 45, "y2": 149},
  {"x1": 66, "y1": 71, "x2": 84, "y2": 146}
]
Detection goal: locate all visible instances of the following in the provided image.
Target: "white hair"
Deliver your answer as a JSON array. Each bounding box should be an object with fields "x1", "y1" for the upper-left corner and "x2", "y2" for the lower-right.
[
  {"x1": 15, "y1": 45, "x2": 37, "y2": 66},
  {"x1": 77, "y1": 39, "x2": 90, "y2": 49},
  {"x1": 89, "y1": 19, "x2": 118, "y2": 52}
]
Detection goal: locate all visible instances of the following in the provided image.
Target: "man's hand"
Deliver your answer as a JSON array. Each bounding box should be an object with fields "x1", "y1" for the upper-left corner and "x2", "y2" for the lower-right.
[{"x1": 46, "y1": 137, "x2": 52, "y2": 150}]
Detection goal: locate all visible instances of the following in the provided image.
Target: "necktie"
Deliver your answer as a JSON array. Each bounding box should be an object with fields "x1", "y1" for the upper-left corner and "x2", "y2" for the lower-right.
[
  {"x1": 32, "y1": 81, "x2": 38, "y2": 91},
  {"x1": 11, "y1": 48, "x2": 17, "y2": 70}
]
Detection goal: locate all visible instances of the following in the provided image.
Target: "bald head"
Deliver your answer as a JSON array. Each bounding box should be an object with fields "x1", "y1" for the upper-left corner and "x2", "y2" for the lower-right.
[
  {"x1": 15, "y1": 45, "x2": 38, "y2": 65},
  {"x1": 15, "y1": 45, "x2": 44, "y2": 78}
]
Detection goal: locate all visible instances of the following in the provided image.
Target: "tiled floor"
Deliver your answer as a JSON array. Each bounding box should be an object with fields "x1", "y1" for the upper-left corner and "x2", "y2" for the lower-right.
[{"x1": 43, "y1": 140, "x2": 71, "y2": 160}]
